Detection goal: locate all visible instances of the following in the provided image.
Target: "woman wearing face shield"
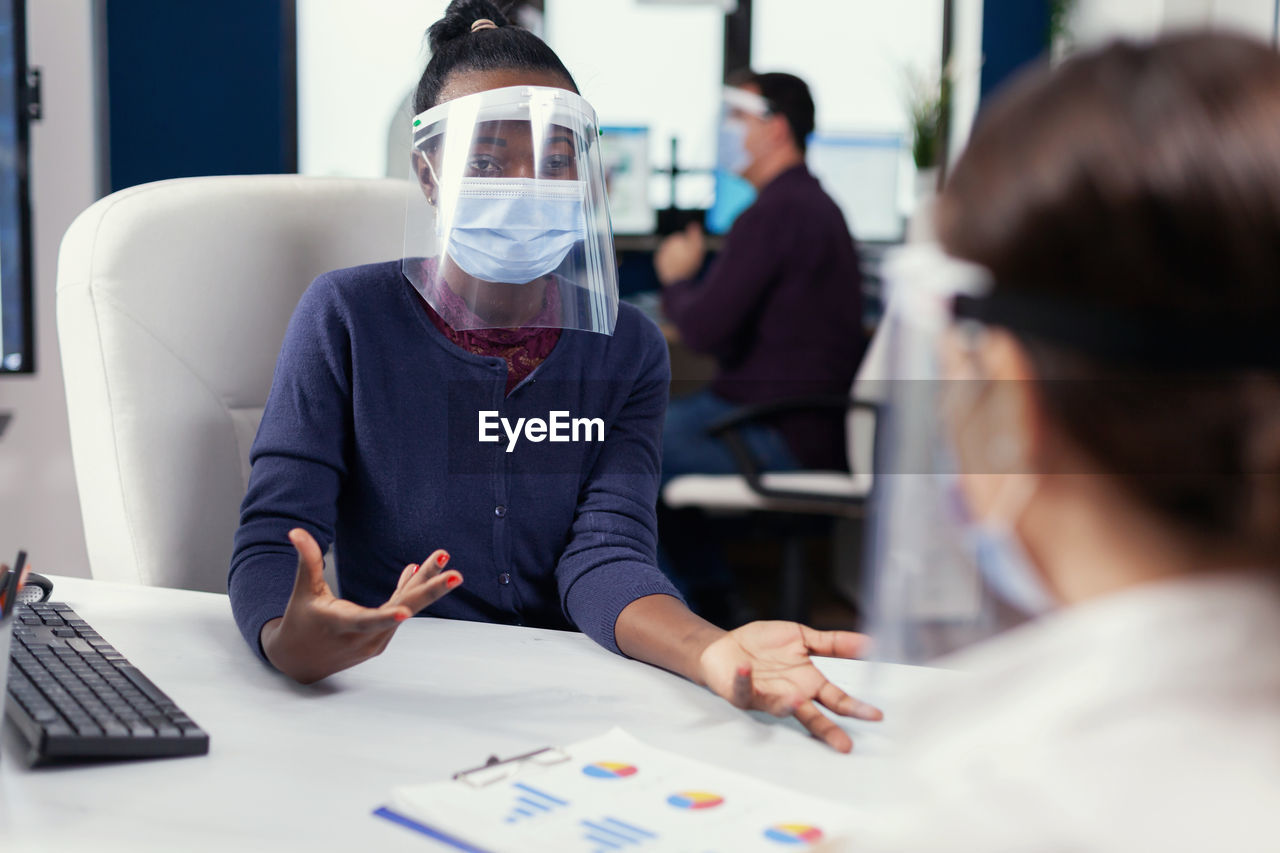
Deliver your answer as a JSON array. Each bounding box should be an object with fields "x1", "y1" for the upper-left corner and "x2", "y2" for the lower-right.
[
  {"x1": 844, "y1": 33, "x2": 1280, "y2": 850},
  {"x1": 226, "y1": 0, "x2": 882, "y2": 752}
]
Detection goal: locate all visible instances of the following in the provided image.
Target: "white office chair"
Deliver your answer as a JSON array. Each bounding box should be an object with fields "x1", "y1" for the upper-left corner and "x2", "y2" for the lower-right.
[
  {"x1": 57, "y1": 175, "x2": 415, "y2": 592},
  {"x1": 661, "y1": 326, "x2": 889, "y2": 618}
]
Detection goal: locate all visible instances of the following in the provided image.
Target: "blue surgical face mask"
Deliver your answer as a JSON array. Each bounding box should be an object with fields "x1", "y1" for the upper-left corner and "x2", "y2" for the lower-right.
[
  {"x1": 717, "y1": 117, "x2": 752, "y2": 175},
  {"x1": 966, "y1": 500, "x2": 1056, "y2": 616},
  {"x1": 439, "y1": 177, "x2": 587, "y2": 284},
  {"x1": 942, "y1": 450, "x2": 1056, "y2": 617}
]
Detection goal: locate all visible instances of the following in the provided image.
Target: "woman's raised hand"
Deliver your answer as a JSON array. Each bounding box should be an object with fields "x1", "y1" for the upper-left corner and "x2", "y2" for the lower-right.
[{"x1": 260, "y1": 528, "x2": 462, "y2": 684}]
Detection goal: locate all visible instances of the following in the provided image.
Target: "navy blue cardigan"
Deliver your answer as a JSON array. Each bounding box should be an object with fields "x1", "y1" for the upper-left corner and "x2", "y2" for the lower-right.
[{"x1": 228, "y1": 261, "x2": 680, "y2": 659}]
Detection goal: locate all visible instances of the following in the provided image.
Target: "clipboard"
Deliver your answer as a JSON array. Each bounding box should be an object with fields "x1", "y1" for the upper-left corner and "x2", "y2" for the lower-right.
[
  {"x1": 373, "y1": 728, "x2": 862, "y2": 852},
  {"x1": 451, "y1": 746, "x2": 572, "y2": 787},
  {"x1": 373, "y1": 744, "x2": 571, "y2": 852}
]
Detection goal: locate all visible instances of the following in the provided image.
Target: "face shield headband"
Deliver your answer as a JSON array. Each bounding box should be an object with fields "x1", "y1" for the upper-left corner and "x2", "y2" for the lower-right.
[
  {"x1": 953, "y1": 291, "x2": 1280, "y2": 371},
  {"x1": 403, "y1": 86, "x2": 619, "y2": 335}
]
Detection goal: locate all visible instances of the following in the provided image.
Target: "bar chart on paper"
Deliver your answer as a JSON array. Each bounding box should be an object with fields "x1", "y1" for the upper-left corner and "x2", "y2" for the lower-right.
[
  {"x1": 506, "y1": 782, "x2": 570, "y2": 823},
  {"x1": 378, "y1": 729, "x2": 859, "y2": 852}
]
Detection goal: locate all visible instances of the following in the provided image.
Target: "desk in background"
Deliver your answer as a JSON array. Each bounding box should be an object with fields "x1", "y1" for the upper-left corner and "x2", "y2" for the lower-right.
[{"x1": 1, "y1": 577, "x2": 942, "y2": 851}]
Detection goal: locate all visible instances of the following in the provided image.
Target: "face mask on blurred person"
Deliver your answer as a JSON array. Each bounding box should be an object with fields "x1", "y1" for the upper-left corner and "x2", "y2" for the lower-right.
[
  {"x1": 717, "y1": 117, "x2": 752, "y2": 175},
  {"x1": 717, "y1": 87, "x2": 771, "y2": 176},
  {"x1": 944, "y1": 462, "x2": 1056, "y2": 616}
]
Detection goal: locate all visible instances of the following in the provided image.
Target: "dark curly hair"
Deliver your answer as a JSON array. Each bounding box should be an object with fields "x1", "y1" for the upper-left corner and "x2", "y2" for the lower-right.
[{"x1": 413, "y1": 0, "x2": 577, "y2": 114}]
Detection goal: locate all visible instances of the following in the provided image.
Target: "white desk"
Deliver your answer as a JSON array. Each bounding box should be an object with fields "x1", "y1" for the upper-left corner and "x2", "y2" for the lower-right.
[{"x1": 1, "y1": 577, "x2": 943, "y2": 852}]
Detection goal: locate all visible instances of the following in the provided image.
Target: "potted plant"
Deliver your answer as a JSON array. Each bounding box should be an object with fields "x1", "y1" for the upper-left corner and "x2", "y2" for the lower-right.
[
  {"x1": 906, "y1": 65, "x2": 951, "y2": 199},
  {"x1": 1049, "y1": 0, "x2": 1078, "y2": 61}
]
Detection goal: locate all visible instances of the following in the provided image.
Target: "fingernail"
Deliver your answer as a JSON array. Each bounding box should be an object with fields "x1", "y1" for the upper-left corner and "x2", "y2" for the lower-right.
[
  {"x1": 437, "y1": 553, "x2": 450, "y2": 568},
  {"x1": 736, "y1": 666, "x2": 751, "y2": 678},
  {"x1": 394, "y1": 612, "x2": 409, "y2": 623},
  {"x1": 446, "y1": 573, "x2": 462, "y2": 588},
  {"x1": 411, "y1": 564, "x2": 420, "y2": 575}
]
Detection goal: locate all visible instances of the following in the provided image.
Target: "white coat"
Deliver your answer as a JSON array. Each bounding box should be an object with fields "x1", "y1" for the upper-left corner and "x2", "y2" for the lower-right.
[{"x1": 837, "y1": 572, "x2": 1280, "y2": 852}]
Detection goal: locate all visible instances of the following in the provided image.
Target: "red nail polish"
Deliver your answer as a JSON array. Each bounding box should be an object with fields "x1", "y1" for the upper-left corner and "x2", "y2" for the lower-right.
[
  {"x1": 736, "y1": 666, "x2": 751, "y2": 677},
  {"x1": 394, "y1": 612, "x2": 409, "y2": 622},
  {"x1": 411, "y1": 564, "x2": 420, "y2": 575},
  {"x1": 437, "y1": 553, "x2": 450, "y2": 567},
  {"x1": 446, "y1": 573, "x2": 462, "y2": 588}
]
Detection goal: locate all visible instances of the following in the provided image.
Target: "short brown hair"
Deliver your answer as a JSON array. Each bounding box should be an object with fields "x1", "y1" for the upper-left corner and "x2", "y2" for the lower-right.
[
  {"x1": 938, "y1": 33, "x2": 1280, "y2": 561},
  {"x1": 730, "y1": 70, "x2": 815, "y2": 154}
]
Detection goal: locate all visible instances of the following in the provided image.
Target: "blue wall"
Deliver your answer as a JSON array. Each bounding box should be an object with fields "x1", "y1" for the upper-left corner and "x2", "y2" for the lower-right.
[
  {"x1": 980, "y1": 0, "x2": 1051, "y2": 101},
  {"x1": 106, "y1": 0, "x2": 295, "y2": 192}
]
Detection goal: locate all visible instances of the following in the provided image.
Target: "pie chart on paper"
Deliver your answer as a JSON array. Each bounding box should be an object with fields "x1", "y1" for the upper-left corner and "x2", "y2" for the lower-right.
[
  {"x1": 763, "y1": 823, "x2": 825, "y2": 845},
  {"x1": 665, "y1": 791, "x2": 725, "y2": 810},
  {"x1": 582, "y1": 761, "x2": 639, "y2": 779}
]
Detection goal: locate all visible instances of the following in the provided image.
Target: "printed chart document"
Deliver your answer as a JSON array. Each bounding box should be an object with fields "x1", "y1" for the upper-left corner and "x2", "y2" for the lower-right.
[{"x1": 376, "y1": 728, "x2": 856, "y2": 851}]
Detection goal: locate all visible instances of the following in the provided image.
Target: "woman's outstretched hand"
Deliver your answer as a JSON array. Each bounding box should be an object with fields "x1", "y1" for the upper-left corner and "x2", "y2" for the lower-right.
[
  {"x1": 614, "y1": 597, "x2": 882, "y2": 753},
  {"x1": 698, "y1": 621, "x2": 883, "y2": 753},
  {"x1": 260, "y1": 528, "x2": 462, "y2": 684}
]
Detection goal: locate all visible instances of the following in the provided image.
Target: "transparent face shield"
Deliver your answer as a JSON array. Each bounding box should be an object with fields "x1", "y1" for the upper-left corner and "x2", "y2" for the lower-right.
[
  {"x1": 405, "y1": 86, "x2": 619, "y2": 335},
  {"x1": 864, "y1": 244, "x2": 1046, "y2": 666}
]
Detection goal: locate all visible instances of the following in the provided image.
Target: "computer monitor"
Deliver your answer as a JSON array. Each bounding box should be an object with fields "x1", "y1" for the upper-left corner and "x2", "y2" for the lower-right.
[
  {"x1": 599, "y1": 126, "x2": 655, "y2": 236},
  {"x1": 807, "y1": 132, "x2": 906, "y2": 244},
  {"x1": 0, "y1": 0, "x2": 33, "y2": 374}
]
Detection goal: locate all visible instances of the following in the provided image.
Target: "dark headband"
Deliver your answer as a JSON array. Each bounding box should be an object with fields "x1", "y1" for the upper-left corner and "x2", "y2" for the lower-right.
[{"x1": 952, "y1": 292, "x2": 1280, "y2": 370}]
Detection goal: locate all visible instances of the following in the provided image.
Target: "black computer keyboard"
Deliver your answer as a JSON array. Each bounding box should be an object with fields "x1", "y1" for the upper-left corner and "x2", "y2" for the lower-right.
[{"x1": 4, "y1": 601, "x2": 209, "y2": 765}]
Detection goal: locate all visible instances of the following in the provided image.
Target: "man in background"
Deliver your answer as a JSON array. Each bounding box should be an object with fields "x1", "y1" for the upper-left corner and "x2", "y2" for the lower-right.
[{"x1": 654, "y1": 71, "x2": 866, "y2": 625}]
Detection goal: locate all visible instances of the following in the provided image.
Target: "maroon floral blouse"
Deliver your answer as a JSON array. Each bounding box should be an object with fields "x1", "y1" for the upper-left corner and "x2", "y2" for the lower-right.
[{"x1": 413, "y1": 260, "x2": 563, "y2": 395}]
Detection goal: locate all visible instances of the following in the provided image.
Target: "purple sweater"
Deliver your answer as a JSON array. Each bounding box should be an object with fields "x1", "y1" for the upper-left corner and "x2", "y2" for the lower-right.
[
  {"x1": 228, "y1": 261, "x2": 681, "y2": 659},
  {"x1": 662, "y1": 165, "x2": 865, "y2": 470}
]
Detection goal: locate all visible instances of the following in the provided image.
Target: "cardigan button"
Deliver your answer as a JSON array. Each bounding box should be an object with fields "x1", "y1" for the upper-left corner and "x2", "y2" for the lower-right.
[
  {"x1": 494, "y1": 505, "x2": 507, "y2": 518},
  {"x1": 498, "y1": 573, "x2": 511, "y2": 585}
]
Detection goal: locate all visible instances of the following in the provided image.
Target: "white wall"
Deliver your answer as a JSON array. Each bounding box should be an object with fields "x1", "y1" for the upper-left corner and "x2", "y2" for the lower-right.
[
  {"x1": 1070, "y1": 0, "x2": 1277, "y2": 48},
  {"x1": 752, "y1": 0, "x2": 945, "y2": 137},
  {"x1": 296, "y1": 0, "x2": 450, "y2": 179},
  {"x1": 948, "y1": 0, "x2": 985, "y2": 166},
  {"x1": 0, "y1": 0, "x2": 99, "y2": 578}
]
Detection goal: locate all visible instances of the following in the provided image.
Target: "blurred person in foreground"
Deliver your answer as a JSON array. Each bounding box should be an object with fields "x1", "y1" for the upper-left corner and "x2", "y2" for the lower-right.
[{"x1": 834, "y1": 32, "x2": 1280, "y2": 851}]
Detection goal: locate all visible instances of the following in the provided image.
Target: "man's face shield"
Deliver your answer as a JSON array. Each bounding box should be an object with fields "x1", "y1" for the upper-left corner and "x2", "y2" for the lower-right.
[
  {"x1": 404, "y1": 86, "x2": 619, "y2": 335},
  {"x1": 864, "y1": 244, "x2": 1048, "y2": 666}
]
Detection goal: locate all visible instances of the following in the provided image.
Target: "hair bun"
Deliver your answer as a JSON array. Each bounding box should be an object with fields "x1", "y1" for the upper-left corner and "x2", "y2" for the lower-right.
[{"x1": 428, "y1": 0, "x2": 512, "y2": 53}]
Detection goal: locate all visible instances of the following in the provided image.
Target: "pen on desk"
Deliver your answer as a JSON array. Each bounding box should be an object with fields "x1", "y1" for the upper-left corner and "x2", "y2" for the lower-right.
[{"x1": 1, "y1": 550, "x2": 25, "y2": 616}]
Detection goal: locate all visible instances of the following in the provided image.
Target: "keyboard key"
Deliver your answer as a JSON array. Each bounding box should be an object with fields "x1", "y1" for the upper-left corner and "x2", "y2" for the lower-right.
[{"x1": 71, "y1": 720, "x2": 103, "y2": 736}]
